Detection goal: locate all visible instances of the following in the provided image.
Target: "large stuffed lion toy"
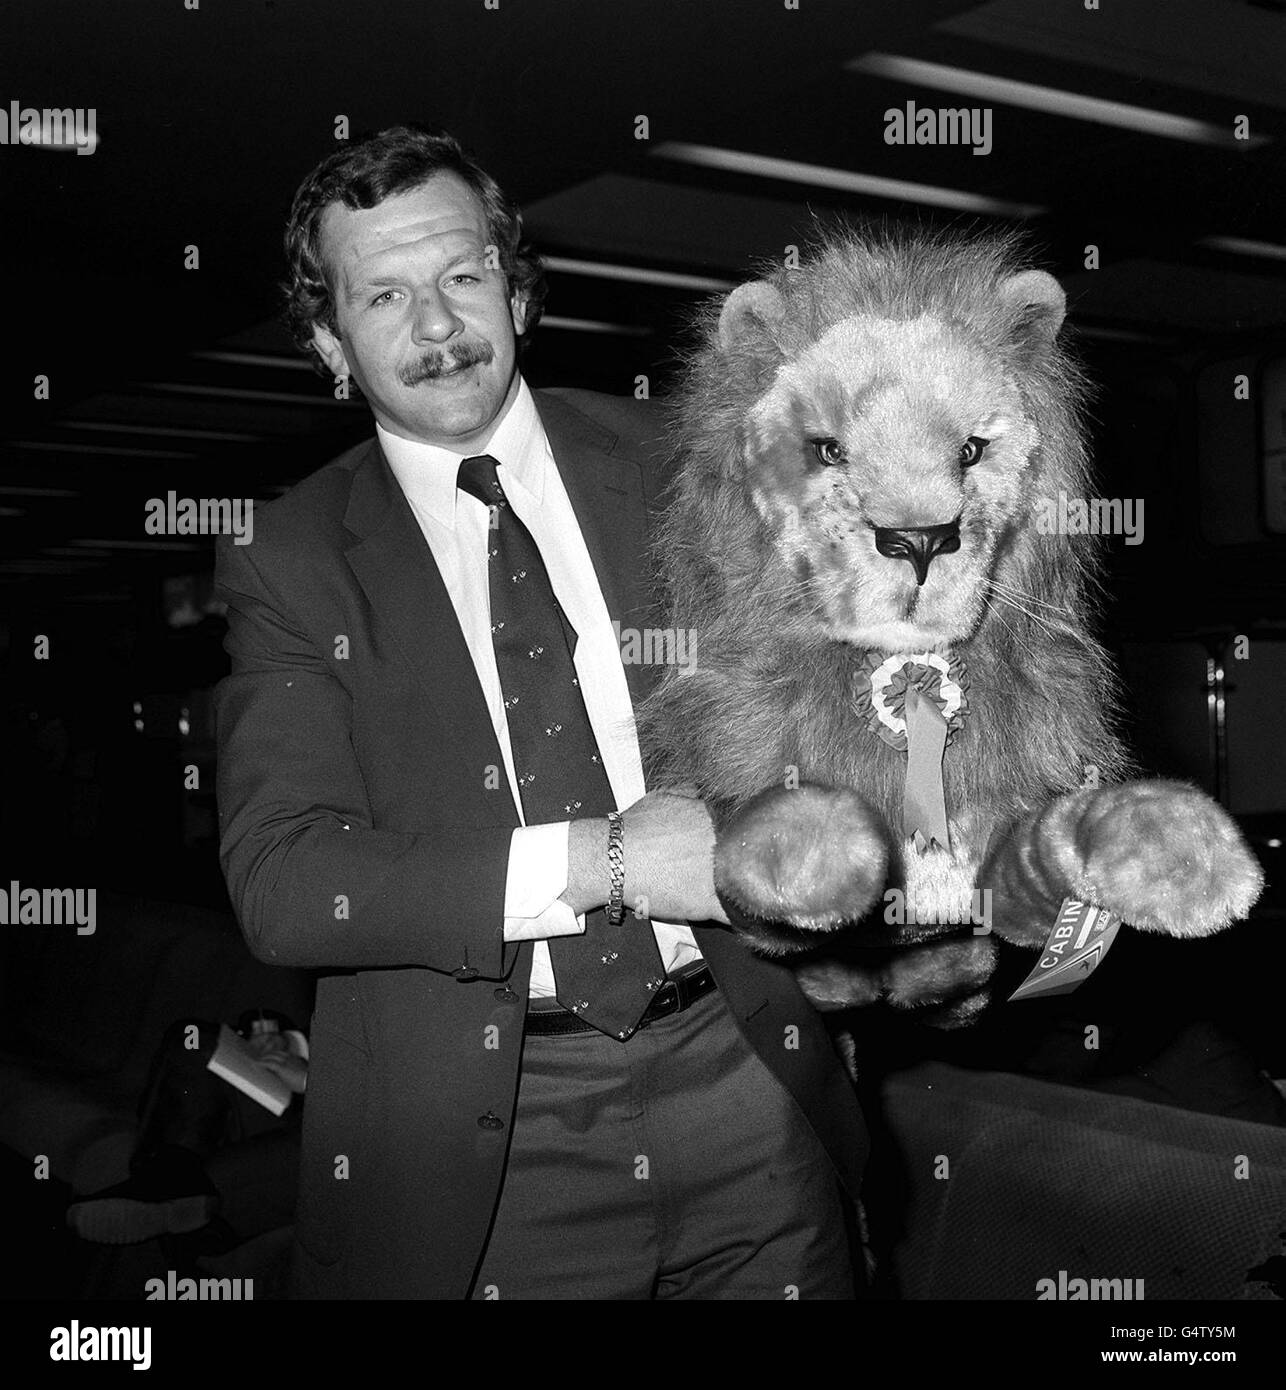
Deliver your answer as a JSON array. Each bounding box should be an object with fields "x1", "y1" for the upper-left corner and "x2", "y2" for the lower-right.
[{"x1": 640, "y1": 227, "x2": 1263, "y2": 1027}]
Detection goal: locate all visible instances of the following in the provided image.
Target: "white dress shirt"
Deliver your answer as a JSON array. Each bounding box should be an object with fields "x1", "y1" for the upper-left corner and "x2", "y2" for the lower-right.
[{"x1": 378, "y1": 379, "x2": 702, "y2": 997}]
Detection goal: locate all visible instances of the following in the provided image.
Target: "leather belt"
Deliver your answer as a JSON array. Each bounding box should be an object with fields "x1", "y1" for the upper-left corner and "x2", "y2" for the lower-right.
[{"x1": 525, "y1": 964, "x2": 716, "y2": 1036}]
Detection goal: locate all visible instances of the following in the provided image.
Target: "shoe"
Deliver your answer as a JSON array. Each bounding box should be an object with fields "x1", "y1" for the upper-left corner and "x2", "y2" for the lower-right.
[{"x1": 66, "y1": 1146, "x2": 221, "y2": 1245}]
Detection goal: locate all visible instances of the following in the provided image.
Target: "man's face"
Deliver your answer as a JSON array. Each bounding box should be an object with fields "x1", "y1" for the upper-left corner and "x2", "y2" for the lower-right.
[{"x1": 311, "y1": 172, "x2": 528, "y2": 450}]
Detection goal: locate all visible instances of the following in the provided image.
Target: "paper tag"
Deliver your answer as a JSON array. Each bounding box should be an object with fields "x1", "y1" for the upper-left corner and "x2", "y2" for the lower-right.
[{"x1": 1008, "y1": 897, "x2": 1123, "y2": 1002}]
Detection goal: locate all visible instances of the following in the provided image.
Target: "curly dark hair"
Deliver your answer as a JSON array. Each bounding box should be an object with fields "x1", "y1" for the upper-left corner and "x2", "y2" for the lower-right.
[{"x1": 283, "y1": 124, "x2": 547, "y2": 376}]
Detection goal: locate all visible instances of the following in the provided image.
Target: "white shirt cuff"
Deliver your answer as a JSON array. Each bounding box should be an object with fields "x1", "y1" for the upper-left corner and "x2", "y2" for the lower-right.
[{"x1": 502, "y1": 821, "x2": 586, "y2": 941}]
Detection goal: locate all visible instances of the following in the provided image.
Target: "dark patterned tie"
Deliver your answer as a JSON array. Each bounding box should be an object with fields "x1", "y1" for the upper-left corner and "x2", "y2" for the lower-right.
[{"x1": 457, "y1": 454, "x2": 666, "y2": 1040}]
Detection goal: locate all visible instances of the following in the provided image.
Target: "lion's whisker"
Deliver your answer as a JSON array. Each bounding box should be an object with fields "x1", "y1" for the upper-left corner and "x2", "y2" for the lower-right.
[
  {"x1": 980, "y1": 597, "x2": 1023, "y2": 649},
  {"x1": 986, "y1": 590, "x2": 1065, "y2": 645},
  {"x1": 984, "y1": 577, "x2": 1075, "y2": 619},
  {"x1": 988, "y1": 589, "x2": 1093, "y2": 650}
]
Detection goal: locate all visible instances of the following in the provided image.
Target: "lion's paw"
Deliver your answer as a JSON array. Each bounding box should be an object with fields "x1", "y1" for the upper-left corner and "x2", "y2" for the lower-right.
[
  {"x1": 1058, "y1": 779, "x2": 1262, "y2": 937},
  {"x1": 714, "y1": 783, "x2": 890, "y2": 956},
  {"x1": 793, "y1": 933, "x2": 998, "y2": 1024}
]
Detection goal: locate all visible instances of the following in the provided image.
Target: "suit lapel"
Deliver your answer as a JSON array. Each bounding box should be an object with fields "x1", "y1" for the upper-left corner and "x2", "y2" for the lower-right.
[
  {"x1": 531, "y1": 390, "x2": 662, "y2": 709},
  {"x1": 342, "y1": 436, "x2": 510, "y2": 810}
]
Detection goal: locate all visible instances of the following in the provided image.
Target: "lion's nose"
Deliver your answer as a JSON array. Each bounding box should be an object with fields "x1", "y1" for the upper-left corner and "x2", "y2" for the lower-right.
[{"x1": 873, "y1": 519, "x2": 961, "y2": 586}]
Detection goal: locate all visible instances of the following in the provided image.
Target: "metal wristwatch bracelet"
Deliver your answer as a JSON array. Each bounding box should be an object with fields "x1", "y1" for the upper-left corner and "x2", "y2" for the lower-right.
[{"x1": 606, "y1": 810, "x2": 626, "y2": 925}]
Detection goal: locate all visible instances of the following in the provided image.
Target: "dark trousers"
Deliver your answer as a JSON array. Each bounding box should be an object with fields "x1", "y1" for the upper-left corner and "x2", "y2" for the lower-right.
[{"x1": 471, "y1": 987, "x2": 858, "y2": 1299}]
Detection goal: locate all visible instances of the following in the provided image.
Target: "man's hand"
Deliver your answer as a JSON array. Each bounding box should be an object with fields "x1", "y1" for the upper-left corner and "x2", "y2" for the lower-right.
[
  {"x1": 245, "y1": 1032, "x2": 309, "y2": 1094},
  {"x1": 562, "y1": 787, "x2": 730, "y2": 925}
]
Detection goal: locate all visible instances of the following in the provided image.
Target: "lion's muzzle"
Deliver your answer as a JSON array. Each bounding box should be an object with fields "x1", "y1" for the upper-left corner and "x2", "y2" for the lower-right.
[{"x1": 873, "y1": 518, "x2": 962, "y2": 586}]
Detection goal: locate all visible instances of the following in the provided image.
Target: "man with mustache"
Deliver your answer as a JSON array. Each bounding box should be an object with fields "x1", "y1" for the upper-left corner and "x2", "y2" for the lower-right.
[{"x1": 214, "y1": 124, "x2": 869, "y2": 1299}]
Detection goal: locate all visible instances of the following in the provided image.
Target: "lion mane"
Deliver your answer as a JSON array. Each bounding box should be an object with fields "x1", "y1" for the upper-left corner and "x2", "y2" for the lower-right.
[{"x1": 639, "y1": 225, "x2": 1137, "y2": 914}]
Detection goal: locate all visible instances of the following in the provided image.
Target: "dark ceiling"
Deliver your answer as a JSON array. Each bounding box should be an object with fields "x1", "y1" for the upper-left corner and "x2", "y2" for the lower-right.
[{"x1": 2, "y1": 0, "x2": 1285, "y2": 604}]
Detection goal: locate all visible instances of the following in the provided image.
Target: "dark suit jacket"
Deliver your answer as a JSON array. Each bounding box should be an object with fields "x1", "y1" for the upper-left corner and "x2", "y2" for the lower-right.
[{"x1": 214, "y1": 386, "x2": 869, "y2": 1298}]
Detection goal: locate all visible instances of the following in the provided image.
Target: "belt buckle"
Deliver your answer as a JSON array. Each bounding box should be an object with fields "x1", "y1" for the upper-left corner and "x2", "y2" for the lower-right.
[{"x1": 647, "y1": 978, "x2": 682, "y2": 1023}]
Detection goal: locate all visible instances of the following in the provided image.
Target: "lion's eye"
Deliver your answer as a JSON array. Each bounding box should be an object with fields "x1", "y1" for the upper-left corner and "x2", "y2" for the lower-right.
[
  {"x1": 811, "y1": 438, "x2": 847, "y2": 467},
  {"x1": 958, "y1": 436, "x2": 989, "y2": 468}
]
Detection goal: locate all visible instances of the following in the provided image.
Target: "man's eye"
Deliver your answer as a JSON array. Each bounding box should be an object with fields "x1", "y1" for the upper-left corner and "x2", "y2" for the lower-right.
[
  {"x1": 811, "y1": 438, "x2": 846, "y2": 467},
  {"x1": 371, "y1": 290, "x2": 402, "y2": 307},
  {"x1": 958, "y1": 436, "x2": 990, "y2": 467},
  {"x1": 448, "y1": 273, "x2": 479, "y2": 286}
]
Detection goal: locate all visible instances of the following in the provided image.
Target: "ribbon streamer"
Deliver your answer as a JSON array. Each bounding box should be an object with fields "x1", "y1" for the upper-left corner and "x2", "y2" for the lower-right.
[{"x1": 903, "y1": 685, "x2": 950, "y2": 852}]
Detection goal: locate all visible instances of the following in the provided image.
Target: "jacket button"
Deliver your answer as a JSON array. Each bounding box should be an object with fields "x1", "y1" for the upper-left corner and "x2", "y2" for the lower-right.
[
  {"x1": 477, "y1": 1111, "x2": 505, "y2": 1131},
  {"x1": 454, "y1": 966, "x2": 479, "y2": 982},
  {"x1": 494, "y1": 986, "x2": 518, "y2": 1002}
]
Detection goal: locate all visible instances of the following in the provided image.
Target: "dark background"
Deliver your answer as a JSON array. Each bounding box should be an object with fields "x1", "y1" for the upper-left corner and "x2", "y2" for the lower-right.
[{"x1": 1, "y1": 0, "x2": 1285, "y2": 1294}]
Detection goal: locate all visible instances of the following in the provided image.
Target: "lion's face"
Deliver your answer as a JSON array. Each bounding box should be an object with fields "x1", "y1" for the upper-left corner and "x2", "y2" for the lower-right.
[{"x1": 743, "y1": 312, "x2": 1042, "y2": 653}]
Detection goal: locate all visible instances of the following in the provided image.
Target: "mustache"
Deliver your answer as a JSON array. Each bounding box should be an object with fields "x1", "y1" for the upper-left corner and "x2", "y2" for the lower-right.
[{"x1": 398, "y1": 340, "x2": 494, "y2": 387}]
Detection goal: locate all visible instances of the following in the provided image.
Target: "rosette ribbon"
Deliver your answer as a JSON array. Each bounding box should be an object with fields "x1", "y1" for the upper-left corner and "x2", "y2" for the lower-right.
[{"x1": 856, "y1": 650, "x2": 968, "y2": 854}]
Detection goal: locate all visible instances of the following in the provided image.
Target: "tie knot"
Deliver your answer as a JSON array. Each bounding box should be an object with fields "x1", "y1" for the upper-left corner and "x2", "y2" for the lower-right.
[{"x1": 457, "y1": 454, "x2": 507, "y2": 507}]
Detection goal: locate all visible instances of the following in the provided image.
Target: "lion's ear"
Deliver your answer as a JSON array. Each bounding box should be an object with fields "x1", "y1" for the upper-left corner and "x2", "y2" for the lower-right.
[
  {"x1": 998, "y1": 269, "x2": 1065, "y2": 359},
  {"x1": 717, "y1": 280, "x2": 789, "y2": 355}
]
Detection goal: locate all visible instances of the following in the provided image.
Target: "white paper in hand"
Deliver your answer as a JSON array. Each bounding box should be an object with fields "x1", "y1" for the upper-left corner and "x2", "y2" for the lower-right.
[{"x1": 206, "y1": 1023, "x2": 293, "y2": 1116}]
